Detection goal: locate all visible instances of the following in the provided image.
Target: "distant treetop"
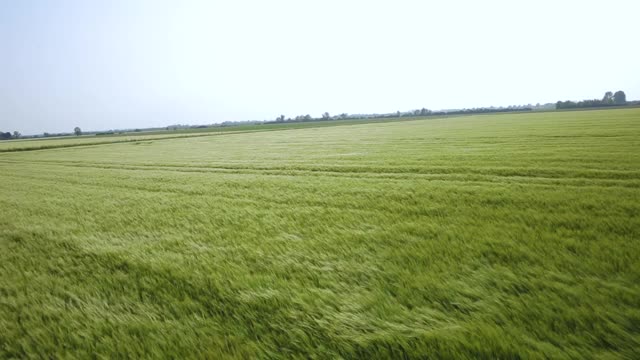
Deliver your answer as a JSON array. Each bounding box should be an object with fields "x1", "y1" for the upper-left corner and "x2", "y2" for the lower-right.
[{"x1": 557, "y1": 91, "x2": 627, "y2": 110}]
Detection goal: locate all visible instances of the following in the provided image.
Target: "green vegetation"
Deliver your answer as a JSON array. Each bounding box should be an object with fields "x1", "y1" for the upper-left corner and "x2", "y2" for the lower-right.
[
  {"x1": 0, "y1": 117, "x2": 427, "y2": 153},
  {"x1": 1, "y1": 109, "x2": 639, "y2": 358},
  {"x1": 557, "y1": 90, "x2": 628, "y2": 110}
]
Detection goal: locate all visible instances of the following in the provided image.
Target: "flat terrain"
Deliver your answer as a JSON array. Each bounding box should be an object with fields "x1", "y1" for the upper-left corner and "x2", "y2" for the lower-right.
[
  {"x1": 1, "y1": 109, "x2": 639, "y2": 358},
  {"x1": 0, "y1": 118, "x2": 403, "y2": 152}
]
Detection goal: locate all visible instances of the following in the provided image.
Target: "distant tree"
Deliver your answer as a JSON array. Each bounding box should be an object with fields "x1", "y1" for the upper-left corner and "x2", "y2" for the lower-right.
[
  {"x1": 340, "y1": 113, "x2": 349, "y2": 119},
  {"x1": 275, "y1": 115, "x2": 285, "y2": 122},
  {"x1": 74, "y1": 127, "x2": 82, "y2": 136},
  {"x1": 557, "y1": 90, "x2": 629, "y2": 110},
  {"x1": 303, "y1": 114, "x2": 312, "y2": 121},
  {"x1": 12, "y1": 131, "x2": 21, "y2": 139},
  {"x1": 614, "y1": 91, "x2": 626, "y2": 105},
  {"x1": 0, "y1": 132, "x2": 11, "y2": 140},
  {"x1": 322, "y1": 112, "x2": 330, "y2": 120},
  {"x1": 43, "y1": 132, "x2": 50, "y2": 137}
]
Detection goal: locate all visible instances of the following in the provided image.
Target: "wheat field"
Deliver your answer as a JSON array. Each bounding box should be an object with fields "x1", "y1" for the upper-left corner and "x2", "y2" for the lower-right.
[{"x1": 1, "y1": 109, "x2": 639, "y2": 358}]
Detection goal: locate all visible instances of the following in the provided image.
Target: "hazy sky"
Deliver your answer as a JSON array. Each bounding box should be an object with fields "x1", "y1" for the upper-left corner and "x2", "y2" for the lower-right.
[{"x1": 1, "y1": 0, "x2": 638, "y2": 134}]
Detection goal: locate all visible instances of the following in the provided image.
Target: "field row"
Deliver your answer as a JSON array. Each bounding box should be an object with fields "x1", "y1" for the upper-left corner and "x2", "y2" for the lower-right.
[{"x1": 2, "y1": 160, "x2": 639, "y2": 193}]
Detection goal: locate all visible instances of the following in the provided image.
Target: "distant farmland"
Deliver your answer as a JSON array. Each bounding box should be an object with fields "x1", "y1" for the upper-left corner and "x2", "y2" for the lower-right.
[{"x1": 1, "y1": 108, "x2": 638, "y2": 358}]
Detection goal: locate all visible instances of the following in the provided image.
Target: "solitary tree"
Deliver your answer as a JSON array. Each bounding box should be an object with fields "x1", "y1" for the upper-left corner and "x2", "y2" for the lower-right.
[
  {"x1": 322, "y1": 112, "x2": 330, "y2": 120},
  {"x1": 602, "y1": 91, "x2": 614, "y2": 104},
  {"x1": 74, "y1": 127, "x2": 82, "y2": 136},
  {"x1": 614, "y1": 91, "x2": 626, "y2": 105},
  {"x1": 13, "y1": 131, "x2": 21, "y2": 139}
]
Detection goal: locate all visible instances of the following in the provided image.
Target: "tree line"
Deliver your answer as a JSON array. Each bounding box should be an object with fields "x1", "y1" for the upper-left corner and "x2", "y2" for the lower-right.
[
  {"x1": 1, "y1": 91, "x2": 633, "y2": 138},
  {"x1": 0, "y1": 127, "x2": 81, "y2": 141},
  {"x1": 0, "y1": 131, "x2": 20, "y2": 140},
  {"x1": 265, "y1": 106, "x2": 534, "y2": 124},
  {"x1": 556, "y1": 91, "x2": 626, "y2": 109},
  {"x1": 268, "y1": 90, "x2": 630, "y2": 125}
]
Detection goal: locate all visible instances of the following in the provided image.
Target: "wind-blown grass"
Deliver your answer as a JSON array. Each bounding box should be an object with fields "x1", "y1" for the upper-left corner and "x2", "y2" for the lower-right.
[{"x1": 1, "y1": 109, "x2": 639, "y2": 358}]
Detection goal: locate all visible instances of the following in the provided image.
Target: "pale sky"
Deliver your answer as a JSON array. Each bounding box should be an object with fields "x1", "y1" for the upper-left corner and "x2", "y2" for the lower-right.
[{"x1": 1, "y1": 0, "x2": 638, "y2": 134}]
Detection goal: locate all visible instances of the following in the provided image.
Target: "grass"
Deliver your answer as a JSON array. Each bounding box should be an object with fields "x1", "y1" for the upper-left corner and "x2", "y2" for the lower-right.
[
  {"x1": 0, "y1": 108, "x2": 639, "y2": 358},
  {"x1": 0, "y1": 117, "x2": 419, "y2": 152}
]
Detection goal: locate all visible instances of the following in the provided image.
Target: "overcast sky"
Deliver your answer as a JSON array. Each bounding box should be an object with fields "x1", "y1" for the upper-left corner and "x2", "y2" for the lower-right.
[{"x1": 1, "y1": 0, "x2": 638, "y2": 134}]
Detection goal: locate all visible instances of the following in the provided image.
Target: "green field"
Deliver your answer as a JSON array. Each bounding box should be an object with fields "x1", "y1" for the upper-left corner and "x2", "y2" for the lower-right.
[
  {"x1": 1, "y1": 109, "x2": 639, "y2": 358},
  {"x1": 0, "y1": 117, "x2": 408, "y2": 152}
]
